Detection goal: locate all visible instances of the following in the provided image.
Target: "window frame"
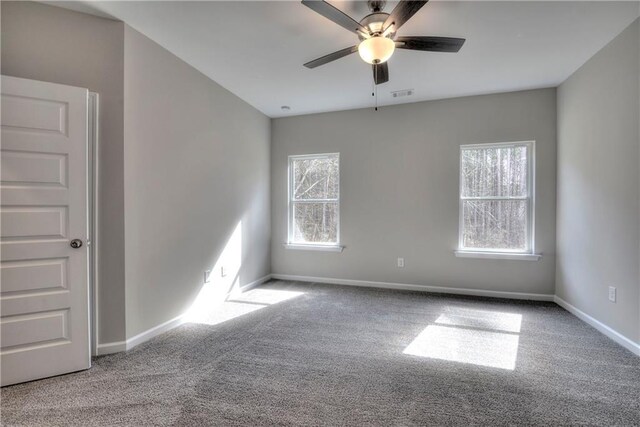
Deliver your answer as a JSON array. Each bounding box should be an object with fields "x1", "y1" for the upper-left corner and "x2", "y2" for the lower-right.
[
  {"x1": 287, "y1": 152, "x2": 341, "y2": 249},
  {"x1": 457, "y1": 141, "x2": 536, "y2": 256}
]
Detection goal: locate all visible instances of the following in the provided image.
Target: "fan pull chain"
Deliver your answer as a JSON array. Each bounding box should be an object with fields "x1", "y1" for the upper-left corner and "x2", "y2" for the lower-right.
[
  {"x1": 372, "y1": 66, "x2": 376, "y2": 98},
  {"x1": 374, "y1": 65, "x2": 378, "y2": 111}
]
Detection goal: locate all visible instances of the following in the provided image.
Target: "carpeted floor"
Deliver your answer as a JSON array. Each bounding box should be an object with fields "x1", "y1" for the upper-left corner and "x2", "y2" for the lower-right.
[{"x1": 2, "y1": 280, "x2": 639, "y2": 426}]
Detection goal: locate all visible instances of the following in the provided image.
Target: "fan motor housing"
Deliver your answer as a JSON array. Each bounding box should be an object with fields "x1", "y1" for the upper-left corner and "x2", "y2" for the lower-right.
[{"x1": 359, "y1": 12, "x2": 392, "y2": 39}]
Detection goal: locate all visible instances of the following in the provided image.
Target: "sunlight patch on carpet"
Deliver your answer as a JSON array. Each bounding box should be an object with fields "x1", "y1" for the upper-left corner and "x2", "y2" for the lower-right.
[
  {"x1": 184, "y1": 287, "x2": 304, "y2": 326},
  {"x1": 404, "y1": 307, "x2": 522, "y2": 370}
]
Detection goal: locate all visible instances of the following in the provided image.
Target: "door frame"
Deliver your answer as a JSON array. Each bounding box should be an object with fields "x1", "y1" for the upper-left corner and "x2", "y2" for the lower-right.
[{"x1": 88, "y1": 92, "x2": 100, "y2": 357}]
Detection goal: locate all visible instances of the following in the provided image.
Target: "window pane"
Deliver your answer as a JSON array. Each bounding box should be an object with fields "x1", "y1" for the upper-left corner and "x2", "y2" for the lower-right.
[
  {"x1": 293, "y1": 202, "x2": 338, "y2": 244},
  {"x1": 461, "y1": 146, "x2": 527, "y2": 197},
  {"x1": 462, "y1": 200, "x2": 528, "y2": 250},
  {"x1": 293, "y1": 156, "x2": 339, "y2": 200}
]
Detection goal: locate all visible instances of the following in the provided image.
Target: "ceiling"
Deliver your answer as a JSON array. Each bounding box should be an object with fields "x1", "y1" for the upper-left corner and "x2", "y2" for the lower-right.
[{"x1": 52, "y1": 1, "x2": 639, "y2": 118}]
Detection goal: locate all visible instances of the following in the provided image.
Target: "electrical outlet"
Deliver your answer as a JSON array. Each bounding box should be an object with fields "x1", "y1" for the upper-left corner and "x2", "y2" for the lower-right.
[
  {"x1": 204, "y1": 270, "x2": 212, "y2": 283},
  {"x1": 397, "y1": 258, "x2": 405, "y2": 268},
  {"x1": 608, "y1": 286, "x2": 616, "y2": 303},
  {"x1": 221, "y1": 266, "x2": 227, "y2": 277}
]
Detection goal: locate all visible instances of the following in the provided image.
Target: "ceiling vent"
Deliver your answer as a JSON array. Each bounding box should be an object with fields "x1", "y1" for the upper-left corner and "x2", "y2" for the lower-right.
[{"x1": 391, "y1": 89, "x2": 414, "y2": 98}]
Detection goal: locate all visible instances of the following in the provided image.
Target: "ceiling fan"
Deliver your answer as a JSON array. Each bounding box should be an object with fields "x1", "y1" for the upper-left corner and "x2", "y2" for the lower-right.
[{"x1": 302, "y1": 0, "x2": 466, "y2": 85}]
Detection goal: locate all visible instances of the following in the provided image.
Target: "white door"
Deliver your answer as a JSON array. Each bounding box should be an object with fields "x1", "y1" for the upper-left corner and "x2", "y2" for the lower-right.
[{"x1": 1, "y1": 76, "x2": 90, "y2": 386}]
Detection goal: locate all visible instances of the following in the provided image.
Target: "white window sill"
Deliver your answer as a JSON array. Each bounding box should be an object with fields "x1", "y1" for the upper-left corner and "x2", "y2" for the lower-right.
[
  {"x1": 284, "y1": 244, "x2": 344, "y2": 253},
  {"x1": 454, "y1": 250, "x2": 541, "y2": 261}
]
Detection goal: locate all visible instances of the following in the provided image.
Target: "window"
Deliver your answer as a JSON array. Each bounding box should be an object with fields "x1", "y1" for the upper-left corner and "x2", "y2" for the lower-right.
[
  {"x1": 288, "y1": 153, "x2": 340, "y2": 249},
  {"x1": 458, "y1": 141, "x2": 535, "y2": 257}
]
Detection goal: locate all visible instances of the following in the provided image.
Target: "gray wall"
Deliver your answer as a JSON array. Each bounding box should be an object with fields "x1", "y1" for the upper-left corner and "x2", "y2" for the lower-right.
[
  {"x1": 123, "y1": 27, "x2": 271, "y2": 338},
  {"x1": 1, "y1": 1, "x2": 127, "y2": 344},
  {"x1": 556, "y1": 19, "x2": 640, "y2": 343},
  {"x1": 272, "y1": 89, "x2": 557, "y2": 295},
  {"x1": 1, "y1": 2, "x2": 271, "y2": 343}
]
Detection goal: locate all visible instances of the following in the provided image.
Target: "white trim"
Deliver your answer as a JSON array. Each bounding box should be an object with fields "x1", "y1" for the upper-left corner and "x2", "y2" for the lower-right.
[
  {"x1": 458, "y1": 140, "x2": 536, "y2": 255},
  {"x1": 88, "y1": 92, "x2": 100, "y2": 357},
  {"x1": 125, "y1": 274, "x2": 272, "y2": 351},
  {"x1": 237, "y1": 274, "x2": 273, "y2": 293},
  {"x1": 454, "y1": 250, "x2": 541, "y2": 261},
  {"x1": 95, "y1": 274, "x2": 639, "y2": 358},
  {"x1": 96, "y1": 341, "x2": 126, "y2": 356},
  {"x1": 97, "y1": 318, "x2": 186, "y2": 355},
  {"x1": 284, "y1": 244, "x2": 344, "y2": 252},
  {"x1": 270, "y1": 274, "x2": 554, "y2": 301},
  {"x1": 287, "y1": 153, "x2": 340, "y2": 247},
  {"x1": 125, "y1": 314, "x2": 186, "y2": 350},
  {"x1": 554, "y1": 296, "x2": 640, "y2": 356},
  {"x1": 96, "y1": 275, "x2": 273, "y2": 354}
]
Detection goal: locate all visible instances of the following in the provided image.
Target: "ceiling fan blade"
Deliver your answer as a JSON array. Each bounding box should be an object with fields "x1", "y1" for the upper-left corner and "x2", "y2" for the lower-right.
[
  {"x1": 383, "y1": 1, "x2": 429, "y2": 33},
  {"x1": 304, "y1": 45, "x2": 358, "y2": 69},
  {"x1": 302, "y1": 0, "x2": 368, "y2": 35},
  {"x1": 395, "y1": 36, "x2": 466, "y2": 52},
  {"x1": 373, "y1": 63, "x2": 389, "y2": 85}
]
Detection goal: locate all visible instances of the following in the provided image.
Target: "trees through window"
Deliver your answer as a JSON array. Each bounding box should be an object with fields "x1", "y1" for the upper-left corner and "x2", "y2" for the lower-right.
[
  {"x1": 459, "y1": 142, "x2": 534, "y2": 253},
  {"x1": 288, "y1": 153, "x2": 339, "y2": 245}
]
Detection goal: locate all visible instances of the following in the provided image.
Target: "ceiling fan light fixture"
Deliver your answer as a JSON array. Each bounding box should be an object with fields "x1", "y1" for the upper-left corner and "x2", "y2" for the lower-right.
[{"x1": 358, "y1": 36, "x2": 395, "y2": 64}]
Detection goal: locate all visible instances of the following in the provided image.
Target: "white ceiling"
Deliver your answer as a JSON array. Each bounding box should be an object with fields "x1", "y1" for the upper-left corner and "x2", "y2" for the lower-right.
[{"x1": 53, "y1": 1, "x2": 639, "y2": 118}]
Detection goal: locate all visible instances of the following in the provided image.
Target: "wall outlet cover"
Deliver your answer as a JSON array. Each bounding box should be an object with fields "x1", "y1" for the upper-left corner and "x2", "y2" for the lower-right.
[
  {"x1": 397, "y1": 258, "x2": 405, "y2": 268},
  {"x1": 204, "y1": 270, "x2": 212, "y2": 283},
  {"x1": 608, "y1": 286, "x2": 616, "y2": 303}
]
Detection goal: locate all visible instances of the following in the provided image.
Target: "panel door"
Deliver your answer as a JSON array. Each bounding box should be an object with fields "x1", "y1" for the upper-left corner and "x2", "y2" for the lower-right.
[{"x1": 1, "y1": 75, "x2": 90, "y2": 386}]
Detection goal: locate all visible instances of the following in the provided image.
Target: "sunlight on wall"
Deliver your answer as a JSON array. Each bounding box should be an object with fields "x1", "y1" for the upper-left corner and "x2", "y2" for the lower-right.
[
  {"x1": 215, "y1": 221, "x2": 243, "y2": 293},
  {"x1": 183, "y1": 221, "x2": 243, "y2": 324},
  {"x1": 183, "y1": 219, "x2": 304, "y2": 326},
  {"x1": 403, "y1": 307, "x2": 523, "y2": 370}
]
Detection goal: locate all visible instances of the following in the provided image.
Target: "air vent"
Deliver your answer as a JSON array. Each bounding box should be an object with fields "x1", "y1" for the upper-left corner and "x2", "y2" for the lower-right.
[{"x1": 391, "y1": 89, "x2": 414, "y2": 98}]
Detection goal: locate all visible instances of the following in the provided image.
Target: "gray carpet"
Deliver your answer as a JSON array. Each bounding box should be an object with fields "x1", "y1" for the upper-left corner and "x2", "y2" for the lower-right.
[{"x1": 2, "y1": 280, "x2": 639, "y2": 426}]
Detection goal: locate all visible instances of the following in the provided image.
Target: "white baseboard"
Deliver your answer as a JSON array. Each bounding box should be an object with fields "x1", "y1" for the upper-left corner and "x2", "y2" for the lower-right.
[
  {"x1": 96, "y1": 274, "x2": 273, "y2": 355},
  {"x1": 125, "y1": 314, "x2": 186, "y2": 351},
  {"x1": 94, "y1": 316, "x2": 186, "y2": 356},
  {"x1": 272, "y1": 274, "x2": 639, "y2": 356},
  {"x1": 270, "y1": 274, "x2": 555, "y2": 301},
  {"x1": 97, "y1": 274, "x2": 638, "y2": 358},
  {"x1": 238, "y1": 274, "x2": 272, "y2": 293},
  {"x1": 96, "y1": 340, "x2": 126, "y2": 356},
  {"x1": 553, "y1": 296, "x2": 640, "y2": 356}
]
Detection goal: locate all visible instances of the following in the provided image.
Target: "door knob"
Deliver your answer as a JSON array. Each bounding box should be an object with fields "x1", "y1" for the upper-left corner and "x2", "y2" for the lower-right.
[{"x1": 70, "y1": 239, "x2": 83, "y2": 249}]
